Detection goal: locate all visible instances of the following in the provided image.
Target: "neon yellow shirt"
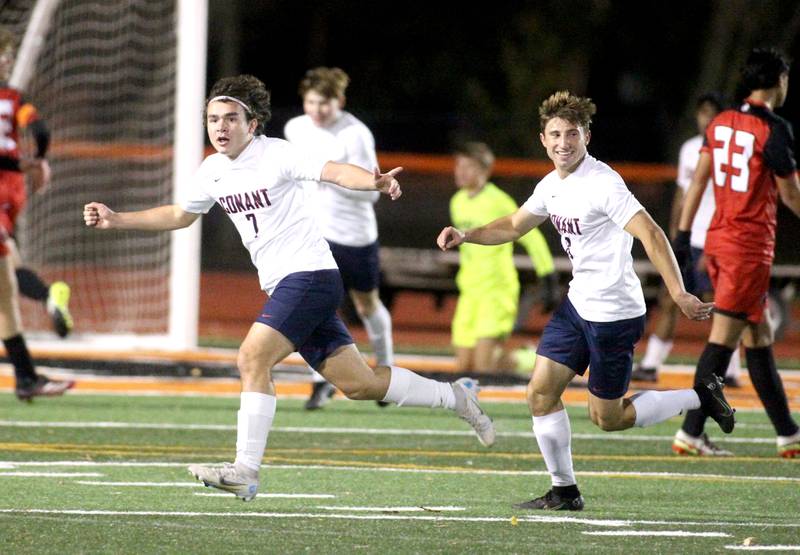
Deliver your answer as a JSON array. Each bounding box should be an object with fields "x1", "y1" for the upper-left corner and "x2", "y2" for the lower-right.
[{"x1": 450, "y1": 182, "x2": 554, "y2": 293}]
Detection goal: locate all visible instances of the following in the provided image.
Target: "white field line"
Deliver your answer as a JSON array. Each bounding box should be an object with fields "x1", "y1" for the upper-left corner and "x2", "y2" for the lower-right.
[
  {"x1": 0, "y1": 420, "x2": 780, "y2": 444},
  {"x1": 314, "y1": 506, "x2": 465, "y2": 512},
  {"x1": 1, "y1": 461, "x2": 798, "y2": 484},
  {"x1": 725, "y1": 547, "x2": 800, "y2": 551},
  {"x1": 0, "y1": 472, "x2": 103, "y2": 478},
  {"x1": 583, "y1": 531, "x2": 731, "y2": 537},
  {"x1": 195, "y1": 493, "x2": 335, "y2": 499},
  {"x1": 75, "y1": 481, "x2": 202, "y2": 487},
  {"x1": 0, "y1": 508, "x2": 797, "y2": 531}
]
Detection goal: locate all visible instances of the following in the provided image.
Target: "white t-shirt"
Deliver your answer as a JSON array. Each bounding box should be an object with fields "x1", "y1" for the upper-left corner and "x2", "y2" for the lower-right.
[
  {"x1": 180, "y1": 135, "x2": 337, "y2": 294},
  {"x1": 676, "y1": 134, "x2": 715, "y2": 249},
  {"x1": 284, "y1": 111, "x2": 380, "y2": 247},
  {"x1": 522, "y1": 154, "x2": 646, "y2": 322}
]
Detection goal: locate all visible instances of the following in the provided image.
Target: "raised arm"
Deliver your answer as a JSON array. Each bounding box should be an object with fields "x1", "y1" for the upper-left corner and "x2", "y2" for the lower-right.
[
  {"x1": 437, "y1": 206, "x2": 546, "y2": 250},
  {"x1": 83, "y1": 203, "x2": 200, "y2": 231},
  {"x1": 777, "y1": 171, "x2": 800, "y2": 217},
  {"x1": 320, "y1": 162, "x2": 402, "y2": 200},
  {"x1": 624, "y1": 210, "x2": 712, "y2": 321}
]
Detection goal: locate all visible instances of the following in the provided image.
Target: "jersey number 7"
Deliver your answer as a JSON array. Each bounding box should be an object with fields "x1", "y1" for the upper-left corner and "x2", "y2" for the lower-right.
[{"x1": 712, "y1": 125, "x2": 755, "y2": 193}]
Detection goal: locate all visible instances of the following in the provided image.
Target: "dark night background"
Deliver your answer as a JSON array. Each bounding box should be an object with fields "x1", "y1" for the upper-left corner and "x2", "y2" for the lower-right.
[{"x1": 202, "y1": 0, "x2": 800, "y2": 268}]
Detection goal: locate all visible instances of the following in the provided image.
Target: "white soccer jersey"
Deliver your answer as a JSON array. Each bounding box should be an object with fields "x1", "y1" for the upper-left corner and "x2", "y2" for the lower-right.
[
  {"x1": 284, "y1": 111, "x2": 380, "y2": 246},
  {"x1": 522, "y1": 154, "x2": 646, "y2": 322},
  {"x1": 180, "y1": 135, "x2": 337, "y2": 294},
  {"x1": 677, "y1": 134, "x2": 715, "y2": 249}
]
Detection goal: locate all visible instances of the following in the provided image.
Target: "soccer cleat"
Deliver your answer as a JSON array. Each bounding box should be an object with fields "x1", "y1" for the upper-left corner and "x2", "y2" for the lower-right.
[
  {"x1": 777, "y1": 430, "x2": 800, "y2": 459},
  {"x1": 631, "y1": 365, "x2": 658, "y2": 382},
  {"x1": 452, "y1": 378, "x2": 495, "y2": 447},
  {"x1": 513, "y1": 489, "x2": 585, "y2": 511},
  {"x1": 672, "y1": 430, "x2": 734, "y2": 456},
  {"x1": 47, "y1": 281, "x2": 73, "y2": 338},
  {"x1": 694, "y1": 374, "x2": 735, "y2": 433},
  {"x1": 304, "y1": 381, "x2": 336, "y2": 410},
  {"x1": 15, "y1": 375, "x2": 75, "y2": 401},
  {"x1": 188, "y1": 462, "x2": 259, "y2": 501}
]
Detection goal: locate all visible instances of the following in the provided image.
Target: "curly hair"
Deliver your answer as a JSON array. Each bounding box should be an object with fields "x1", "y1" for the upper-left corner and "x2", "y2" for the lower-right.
[
  {"x1": 298, "y1": 67, "x2": 350, "y2": 99},
  {"x1": 538, "y1": 91, "x2": 597, "y2": 131},
  {"x1": 204, "y1": 75, "x2": 271, "y2": 135},
  {"x1": 741, "y1": 48, "x2": 790, "y2": 92}
]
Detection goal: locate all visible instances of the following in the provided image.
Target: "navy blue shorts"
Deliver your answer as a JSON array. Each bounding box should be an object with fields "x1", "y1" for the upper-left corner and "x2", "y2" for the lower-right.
[
  {"x1": 327, "y1": 239, "x2": 381, "y2": 293},
  {"x1": 537, "y1": 297, "x2": 645, "y2": 400},
  {"x1": 256, "y1": 270, "x2": 353, "y2": 370},
  {"x1": 683, "y1": 246, "x2": 712, "y2": 296}
]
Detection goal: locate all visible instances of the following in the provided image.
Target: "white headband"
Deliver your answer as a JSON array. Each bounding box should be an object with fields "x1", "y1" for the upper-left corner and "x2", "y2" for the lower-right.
[{"x1": 208, "y1": 95, "x2": 252, "y2": 114}]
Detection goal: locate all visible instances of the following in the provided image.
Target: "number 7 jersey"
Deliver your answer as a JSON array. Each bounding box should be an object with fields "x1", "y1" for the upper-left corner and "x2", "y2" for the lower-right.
[{"x1": 702, "y1": 99, "x2": 797, "y2": 264}]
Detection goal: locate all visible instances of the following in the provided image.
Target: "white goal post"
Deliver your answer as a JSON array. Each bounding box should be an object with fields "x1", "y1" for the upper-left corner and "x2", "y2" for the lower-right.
[{"x1": 2, "y1": 0, "x2": 206, "y2": 351}]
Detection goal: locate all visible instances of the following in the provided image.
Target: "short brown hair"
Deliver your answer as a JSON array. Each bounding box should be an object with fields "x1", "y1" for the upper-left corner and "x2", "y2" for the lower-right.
[
  {"x1": 538, "y1": 91, "x2": 596, "y2": 131},
  {"x1": 454, "y1": 141, "x2": 495, "y2": 170},
  {"x1": 0, "y1": 27, "x2": 16, "y2": 52},
  {"x1": 298, "y1": 67, "x2": 350, "y2": 99},
  {"x1": 204, "y1": 74, "x2": 271, "y2": 135}
]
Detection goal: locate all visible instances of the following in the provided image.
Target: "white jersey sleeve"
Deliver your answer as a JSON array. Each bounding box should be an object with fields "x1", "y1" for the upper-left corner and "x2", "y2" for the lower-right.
[
  {"x1": 179, "y1": 156, "x2": 222, "y2": 214},
  {"x1": 600, "y1": 176, "x2": 645, "y2": 230}
]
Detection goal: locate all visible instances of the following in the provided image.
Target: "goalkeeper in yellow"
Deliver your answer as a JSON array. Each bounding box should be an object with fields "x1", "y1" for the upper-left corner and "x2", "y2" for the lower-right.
[{"x1": 450, "y1": 142, "x2": 557, "y2": 374}]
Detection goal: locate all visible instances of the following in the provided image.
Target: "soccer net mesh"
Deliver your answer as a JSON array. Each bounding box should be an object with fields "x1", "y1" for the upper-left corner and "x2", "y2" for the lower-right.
[{"x1": 2, "y1": 0, "x2": 179, "y2": 341}]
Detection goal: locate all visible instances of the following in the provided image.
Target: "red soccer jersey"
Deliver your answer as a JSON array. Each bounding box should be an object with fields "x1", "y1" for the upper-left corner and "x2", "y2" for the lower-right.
[
  {"x1": 0, "y1": 85, "x2": 39, "y2": 165},
  {"x1": 702, "y1": 100, "x2": 797, "y2": 264}
]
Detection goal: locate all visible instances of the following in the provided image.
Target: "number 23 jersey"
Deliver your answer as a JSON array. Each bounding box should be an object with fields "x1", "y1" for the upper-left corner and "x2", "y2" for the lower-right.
[
  {"x1": 522, "y1": 154, "x2": 645, "y2": 322},
  {"x1": 180, "y1": 135, "x2": 337, "y2": 294},
  {"x1": 702, "y1": 100, "x2": 797, "y2": 264}
]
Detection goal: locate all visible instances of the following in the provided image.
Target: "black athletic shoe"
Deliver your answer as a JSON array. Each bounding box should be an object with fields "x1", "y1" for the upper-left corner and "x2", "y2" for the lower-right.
[
  {"x1": 513, "y1": 489, "x2": 585, "y2": 511},
  {"x1": 15, "y1": 375, "x2": 75, "y2": 402},
  {"x1": 304, "y1": 382, "x2": 336, "y2": 410},
  {"x1": 695, "y1": 374, "x2": 735, "y2": 433},
  {"x1": 376, "y1": 400, "x2": 390, "y2": 408},
  {"x1": 631, "y1": 365, "x2": 658, "y2": 382}
]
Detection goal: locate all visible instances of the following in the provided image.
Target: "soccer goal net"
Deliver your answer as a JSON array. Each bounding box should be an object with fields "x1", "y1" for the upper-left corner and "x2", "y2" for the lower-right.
[{"x1": 2, "y1": 0, "x2": 205, "y2": 350}]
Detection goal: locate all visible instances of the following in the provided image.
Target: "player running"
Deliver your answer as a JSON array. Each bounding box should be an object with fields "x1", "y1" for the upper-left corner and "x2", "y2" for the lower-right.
[
  {"x1": 438, "y1": 91, "x2": 734, "y2": 511},
  {"x1": 84, "y1": 74, "x2": 495, "y2": 501}
]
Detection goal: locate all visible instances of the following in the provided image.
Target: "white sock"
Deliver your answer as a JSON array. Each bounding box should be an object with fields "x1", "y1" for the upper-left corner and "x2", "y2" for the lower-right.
[
  {"x1": 725, "y1": 346, "x2": 741, "y2": 380},
  {"x1": 309, "y1": 369, "x2": 327, "y2": 384},
  {"x1": 631, "y1": 389, "x2": 700, "y2": 427},
  {"x1": 363, "y1": 302, "x2": 394, "y2": 366},
  {"x1": 532, "y1": 410, "x2": 576, "y2": 487},
  {"x1": 382, "y1": 366, "x2": 455, "y2": 409},
  {"x1": 640, "y1": 334, "x2": 673, "y2": 369},
  {"x1": 234, "y1": 392, "x2": 276, "y2": 471}
]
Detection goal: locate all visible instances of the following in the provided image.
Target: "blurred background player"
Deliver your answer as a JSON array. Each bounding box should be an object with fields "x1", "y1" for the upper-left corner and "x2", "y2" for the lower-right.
[
  {"x1": 632, "y1": 94, "x2": 742, "y2": 393},
  {"x1": 672, "y1": 48, "x2": 800, "y2": 458},
  {"x1": 0, "y1": 28, "x2": 73, "y2": 400},
  {"x1": 449, "y1": 141, "x2": 557, "y2": 375},
  {"x1": 0, "y1": 28, "x2": 72, "y2": 339},
  {"x1": 284, "y1": 67, "x2": 393, "y2": 409}
]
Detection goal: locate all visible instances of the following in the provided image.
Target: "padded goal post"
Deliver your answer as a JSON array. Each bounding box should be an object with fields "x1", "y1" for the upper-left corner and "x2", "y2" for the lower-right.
[{"x1": 1, "y1": 0, "x2": 206, "y2": 350}]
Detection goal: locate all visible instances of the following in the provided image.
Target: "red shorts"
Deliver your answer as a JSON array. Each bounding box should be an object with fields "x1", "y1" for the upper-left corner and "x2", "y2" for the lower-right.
[
  {"x1": 706, "y1": 253, "x2": 770, "y2": 324},
  {"x1": 0, "y1": 170, "x2": 26, "y2": 256}
]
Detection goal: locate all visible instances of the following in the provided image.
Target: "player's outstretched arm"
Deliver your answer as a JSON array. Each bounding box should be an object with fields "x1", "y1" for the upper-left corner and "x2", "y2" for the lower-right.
[
  {"x1": 437, "y1": 208, "x2": 546, "y2": 250},
  {"x1": 625, "y1": 209, "x2": 713, "y2": 321},
  {"x1": 777, "y1": 172, "x2": 800, "y2": 217},
  {"x1": 320, "y1": 162, "x2": 402, "y2": 200},
  {"x1": 83, "y1": 202, "x2": 200, "y2": 231}
]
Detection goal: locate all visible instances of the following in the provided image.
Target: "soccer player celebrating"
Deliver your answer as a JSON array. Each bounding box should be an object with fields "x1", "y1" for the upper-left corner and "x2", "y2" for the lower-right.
[
  {"x1": 673, "y1": 48, "x2": 800, "y2": 458},
  {"x1": 84, "y1": 75, "x2": 495, "y2": 501},
  {"x1": 437, "y1": 91, "x2": 734, "y2": 511},
  {"x1": 449, "y1": 141, "x2": 557, "y2": 375},
  {"x1": 0, "y1": 28, "x2": 73, "y2": 400},
  {"x1": 284, "y1": 67, "x2": 394, "y2": 409}
]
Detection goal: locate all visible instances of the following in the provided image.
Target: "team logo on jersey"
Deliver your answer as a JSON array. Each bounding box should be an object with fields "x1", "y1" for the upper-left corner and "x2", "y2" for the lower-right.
[
  {"x1": 217, "y1": 189, "x2": 272, "y2": 214},
  {"x1": 550, "y1": 214, "x2": 582, "y2": 235}
]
